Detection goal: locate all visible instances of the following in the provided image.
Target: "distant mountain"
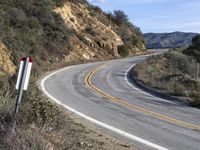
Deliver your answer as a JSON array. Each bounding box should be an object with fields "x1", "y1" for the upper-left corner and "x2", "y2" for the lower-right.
[{"x1": 144, "y1": 32, "x2": 198, "y2": 49}]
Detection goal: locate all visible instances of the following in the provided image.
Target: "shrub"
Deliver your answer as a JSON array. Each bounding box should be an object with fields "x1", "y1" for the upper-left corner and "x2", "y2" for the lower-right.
[
  {"x1": 27, "y1": 17, "x2": 42, "y2": 29},
  {"x1": 5, "y1": 7, "x2": 27, "y2": 28},
  {"x1": 113, "y1": 10, "x2": 128, "y2": 25},
  {"x1": 21, "y1": 79, "x2": 60, "y2": 126},
  {"x1": 163, "y1": 50, "x2": 198, "y2": 77},
  {"x1": 117, "y1": 45, "x2": 129, "y2": 57},
  {"x1": 190, "y1": 92, "x2": 200, "y2": 107},
  {"x1": 191, "y1": 34, "x2": 200, "y2": 48},
  {"x1": 183, "y1": 34, "x2": 200, "y2": 62},
  {"x1": 85, "y1": 26, "x2": 96, "y2": 36}
]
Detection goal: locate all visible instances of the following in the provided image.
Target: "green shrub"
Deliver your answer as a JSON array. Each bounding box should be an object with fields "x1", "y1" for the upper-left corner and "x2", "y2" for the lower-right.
[
  {"x1": 32, "y1": 99, "x2": 60, "y2": 125},
  {"x1": 6, "y1": 7, "x2": 27, "y2": 28},
  {"x1": 190, "y1": 92, "x2": 200, "y2": 107},
  {"x1": 191, "y1": 34, "x2": 200, "y2": 48},
  {"x1": 183, "y1": 34, "x2": 200, "y2": 62},
  {"x1": 117, "y1": 45, "x2": 129, "y2": 57},
  {"x1": 27, "y1": 17, "x2": 42, "y2": 29},
  {"x1": 21, "y1": 79, "x2": 60, "y2": 126},
  {"x1": 113, "y1": 10, "x2": 129, "y2": 25},
  {"x1": 163, "y1": 50, "x2": 198, "y2": 77}
]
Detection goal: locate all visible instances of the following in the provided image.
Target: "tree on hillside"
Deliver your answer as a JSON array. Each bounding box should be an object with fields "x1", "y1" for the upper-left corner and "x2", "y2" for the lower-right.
[
  {"x1": 113, "y1": 10, "x2": 128, "y2": 25},
  {"x1": 183, "y1": 34, "x2": 200, "y2": 62},
  {"x1": 191, "y1": 34, "x2": 200, "y2": 49}
]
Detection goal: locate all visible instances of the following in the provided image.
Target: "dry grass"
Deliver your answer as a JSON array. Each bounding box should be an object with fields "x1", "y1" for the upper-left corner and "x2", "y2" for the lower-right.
[
  {"x1": 0, "y1": 111, "x2": 135, "y2": 150},
  {"x1": 0, "y1": 74, "x2": 136, "y2": 150},
  {"x1": 133, "y1": 50, "x2": 200, "y2": 107}
]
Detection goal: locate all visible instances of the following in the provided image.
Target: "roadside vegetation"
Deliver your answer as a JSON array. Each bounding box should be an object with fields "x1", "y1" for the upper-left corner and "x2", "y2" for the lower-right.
[
  {"x1": 133, "y1": 35, "x2": 200, "y2": 107},
  {"x1": 0, "y1": 69, "x2": 134, "y2": 150}
]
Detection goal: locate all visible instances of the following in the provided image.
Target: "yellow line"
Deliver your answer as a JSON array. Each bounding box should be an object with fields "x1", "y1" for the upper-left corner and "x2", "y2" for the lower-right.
[{"x1": 85, "y1": 65, "x2": 200, "y2": 131}]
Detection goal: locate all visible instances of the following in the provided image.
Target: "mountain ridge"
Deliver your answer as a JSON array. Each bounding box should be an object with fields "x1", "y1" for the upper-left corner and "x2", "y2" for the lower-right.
[{"x1": 144, "y1": 31, "x2": 198, "y2": 49}]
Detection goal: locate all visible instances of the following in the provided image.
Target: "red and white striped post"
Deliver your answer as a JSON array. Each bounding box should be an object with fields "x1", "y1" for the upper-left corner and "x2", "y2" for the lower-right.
[{"x1": 12, "y1": 57, "x2": 33, "y2": 131}]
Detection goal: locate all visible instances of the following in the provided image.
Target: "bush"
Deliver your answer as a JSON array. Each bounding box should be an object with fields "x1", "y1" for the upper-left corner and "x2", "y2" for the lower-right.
[
  {"x1": 183, "y1": 34, "x2": 200, "y2": 62},
  {"x1": 20, "y1": 79, "x2": 60, "y2": 126},
  {"x1": 6, "y1": 7, "x2": 27, "y2": 28},
  {"x1": 190, "y1": 92, "x2": 200, "y2": 107},
  {"x1": 27, "y1": 17, "x2": 42, "y2": 29},
  {"x1": 163, "y1": 51, "x2": 193, "y2": 75},
  {"x1": 85, "y1": 26, "x2": 96, "y2": 36},
  {"x1": 117, "y1": 45, "x2": 129, "y2": 57},
  {"x1": 191, "y1": 34, "x2": 200, "y2": 48},
  {"x1": 113, "y1": 10, "x2": 128, "y2": 25}
]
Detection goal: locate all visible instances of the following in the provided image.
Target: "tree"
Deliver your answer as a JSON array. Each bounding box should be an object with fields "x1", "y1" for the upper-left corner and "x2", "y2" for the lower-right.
[
  {"x1": 192, "y1": 34, "x2": 200, "y2": 48},
  {"x1": 183, "y1": 34, "x2": 200, "y2": 62},
  {"x1": 113, "y1": 10, "x2": 128, "y2": 25}
]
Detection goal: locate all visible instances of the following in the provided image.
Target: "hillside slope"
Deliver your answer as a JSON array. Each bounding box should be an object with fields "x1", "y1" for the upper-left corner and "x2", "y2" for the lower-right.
[
  {"x1": 144, "y1": 32, "x2": 198, "y2": 49},
  {"x1": 0, "y1": 0, "x2": 146, "y2": 76}
]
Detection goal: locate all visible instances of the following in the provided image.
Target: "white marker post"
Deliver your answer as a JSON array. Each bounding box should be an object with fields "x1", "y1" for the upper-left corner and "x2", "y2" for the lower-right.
[{"x1": 12, "y1": 57, "x2": 32, "y2": 131}]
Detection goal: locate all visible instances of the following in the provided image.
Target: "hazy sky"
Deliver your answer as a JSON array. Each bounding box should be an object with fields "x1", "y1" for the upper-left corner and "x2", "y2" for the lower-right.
[{"x1": 88, "y1": 0, "x2": 200, "y2": 33}]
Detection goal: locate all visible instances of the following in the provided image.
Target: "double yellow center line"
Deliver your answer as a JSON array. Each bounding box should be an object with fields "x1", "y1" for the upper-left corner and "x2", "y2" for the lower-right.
[{"x1": 85, "y1": 65, "x2": 200, "y2": 131}]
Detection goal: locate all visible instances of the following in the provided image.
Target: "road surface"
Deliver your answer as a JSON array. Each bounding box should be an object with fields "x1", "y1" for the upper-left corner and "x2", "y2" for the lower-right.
[{"x1": 41, "y1": 53, "x2": 200, "y2": 150}]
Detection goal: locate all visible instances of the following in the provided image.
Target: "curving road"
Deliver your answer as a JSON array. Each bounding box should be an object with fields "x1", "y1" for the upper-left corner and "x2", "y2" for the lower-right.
[{"x1": 41, "y1": 52, "x2": 200, "y2": 150}]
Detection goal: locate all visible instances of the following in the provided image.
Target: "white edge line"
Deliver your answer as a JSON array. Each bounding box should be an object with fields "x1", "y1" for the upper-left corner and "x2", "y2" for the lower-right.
[
  {"x1": 40, "y1": 65, "x2": 168, "y2": 150},
  {"x1": 124, "y1": 64, "x2": 176, "y2": 105}
]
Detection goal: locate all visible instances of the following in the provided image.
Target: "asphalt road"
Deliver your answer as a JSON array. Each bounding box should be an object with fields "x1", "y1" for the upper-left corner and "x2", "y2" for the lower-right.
[{"x1": 41, "y1": 52, "x2": 200, "y2": 150}]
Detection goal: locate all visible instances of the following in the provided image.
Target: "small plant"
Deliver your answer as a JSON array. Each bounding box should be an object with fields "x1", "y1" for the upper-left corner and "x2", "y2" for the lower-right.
[{"x1": 22, "y1": 79, "x2": 60, "y2": 126}]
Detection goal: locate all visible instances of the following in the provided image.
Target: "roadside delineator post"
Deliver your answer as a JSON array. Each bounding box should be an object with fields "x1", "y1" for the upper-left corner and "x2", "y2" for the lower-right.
[{"x1": 12, "y1": 57, "x2": 32, "y2": 132}]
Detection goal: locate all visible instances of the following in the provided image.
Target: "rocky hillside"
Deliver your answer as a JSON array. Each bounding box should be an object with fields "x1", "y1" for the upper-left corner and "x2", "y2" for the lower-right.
[
  {"x1": 144, "y1": 32, "x2": 198, "y2": 49},
  {"x1": 0, "y1": 0, "x2": 146, "y2": 76}
]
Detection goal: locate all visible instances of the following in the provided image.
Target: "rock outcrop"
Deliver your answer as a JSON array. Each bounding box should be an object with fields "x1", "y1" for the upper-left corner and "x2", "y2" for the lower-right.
[
  {"x1": 0, "y1": 42, "x2": 16, "y2": 76},
  {"x1": 54, "y1": 2, "x2": 123, "y2": 60}
]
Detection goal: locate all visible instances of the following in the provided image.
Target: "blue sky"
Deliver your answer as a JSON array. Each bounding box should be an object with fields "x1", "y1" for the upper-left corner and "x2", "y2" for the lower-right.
[{"x1": 88, "y1": 0, "x2": 200, "y2": 33}]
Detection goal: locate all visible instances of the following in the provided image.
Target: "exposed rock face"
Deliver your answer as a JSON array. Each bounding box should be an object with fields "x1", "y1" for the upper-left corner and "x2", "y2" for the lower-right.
[
  {"x1": 0, "y1": 42, "x2": 16, "y2": 76},
  {"x1": 54, "y1": 3, "x2": 123, "y2": 60}
]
